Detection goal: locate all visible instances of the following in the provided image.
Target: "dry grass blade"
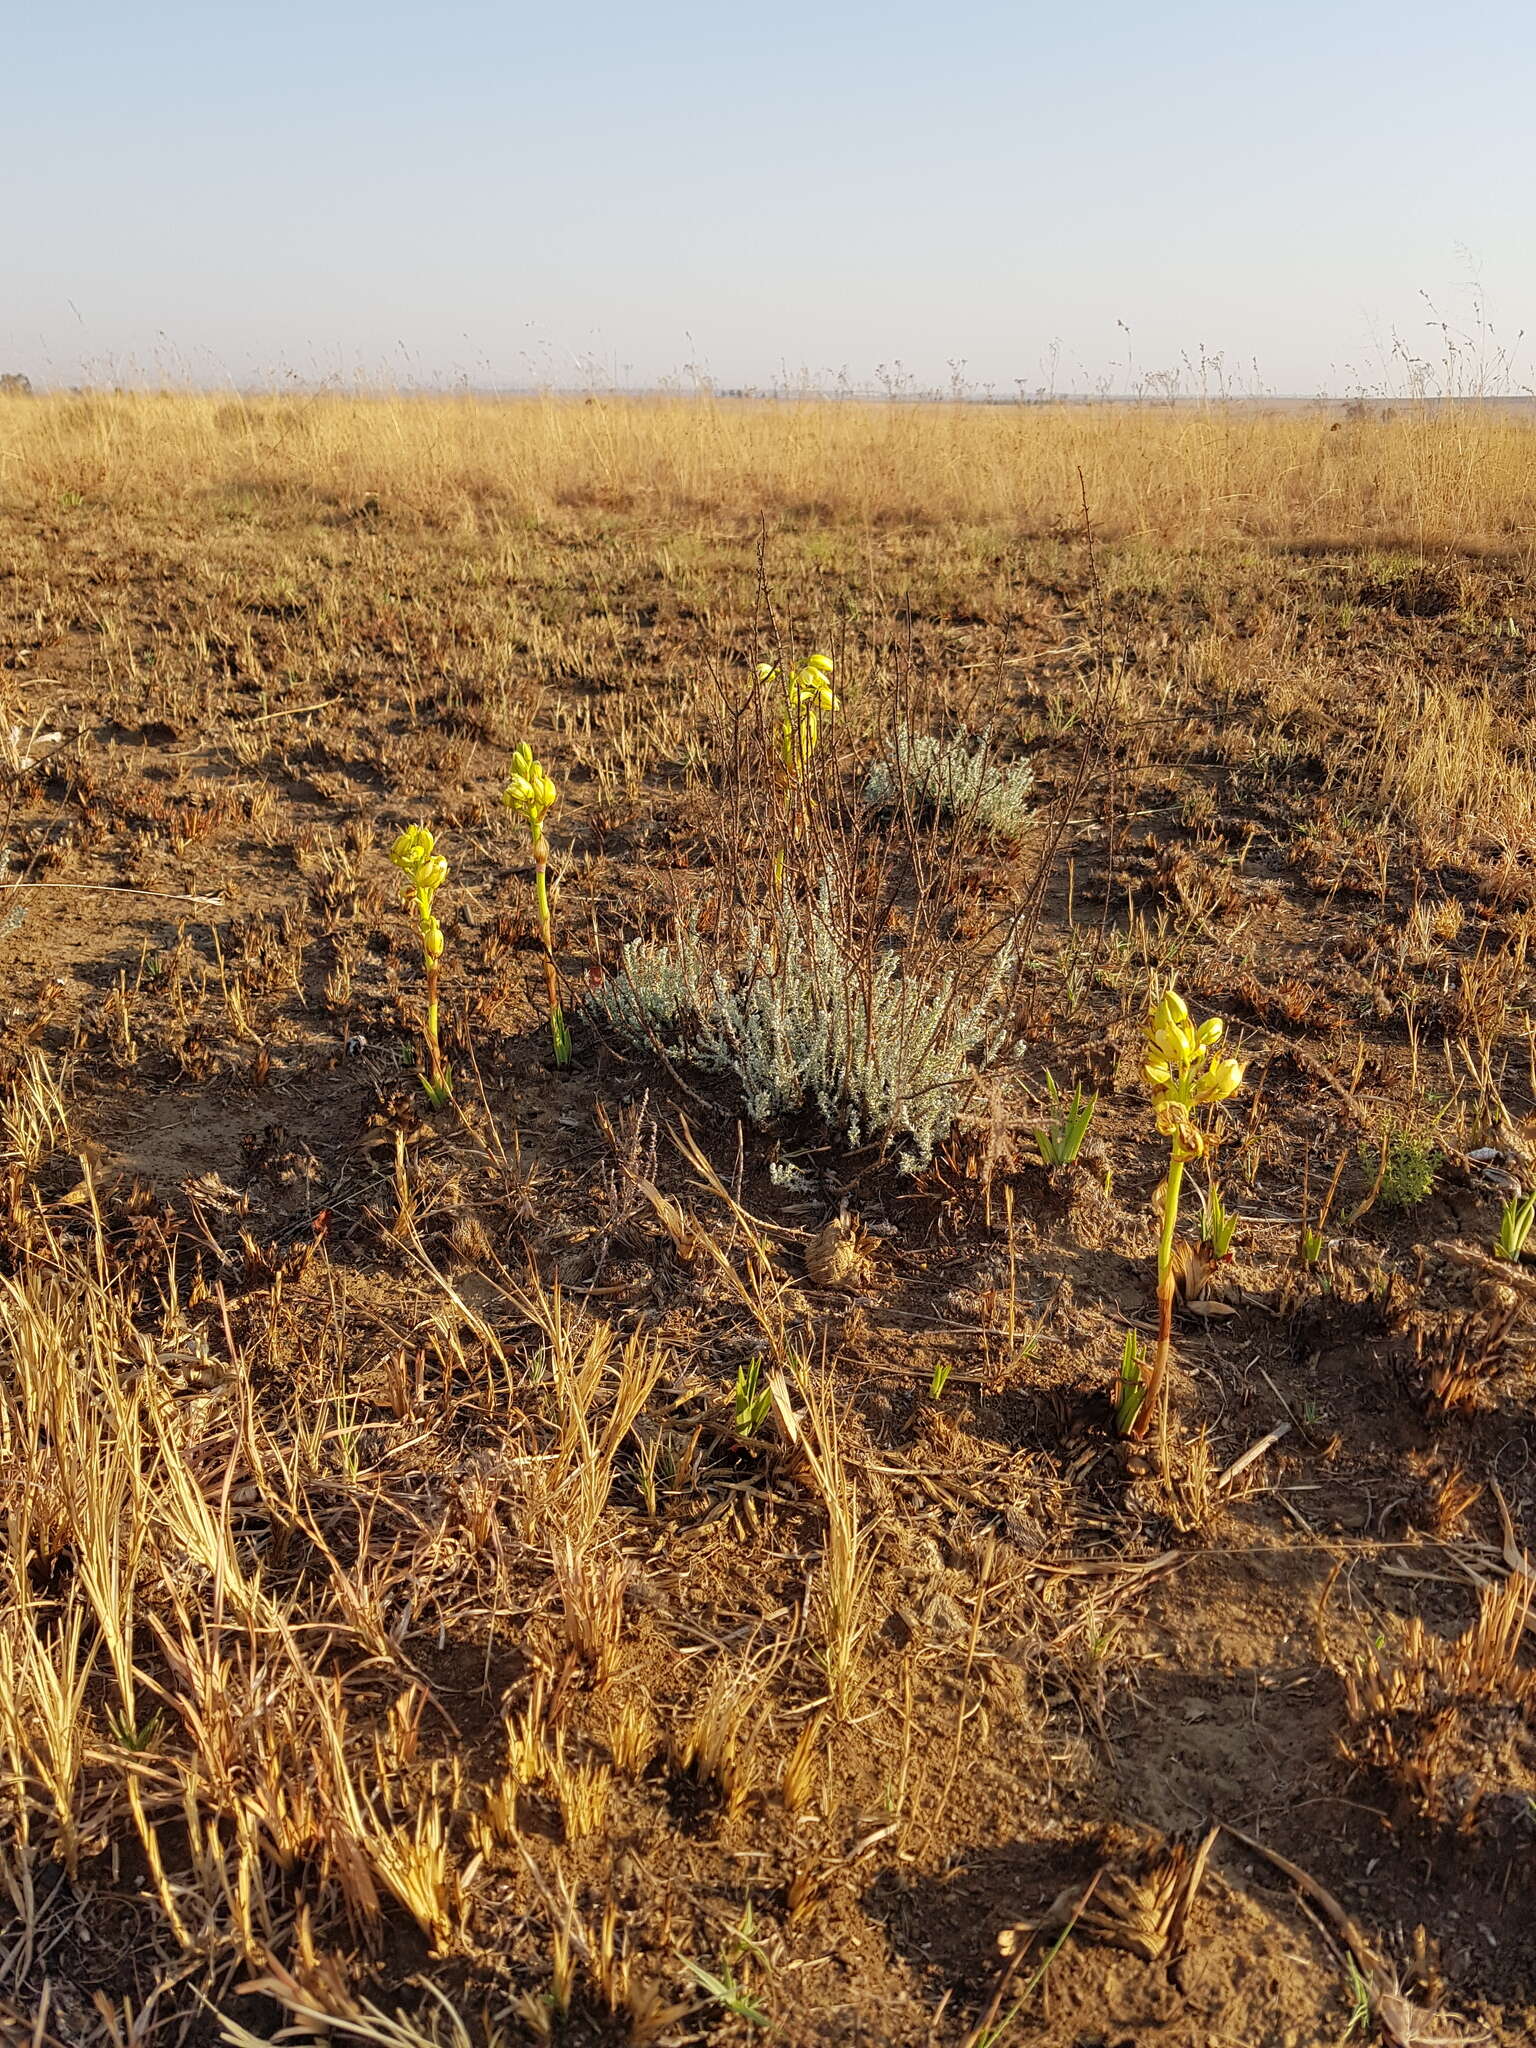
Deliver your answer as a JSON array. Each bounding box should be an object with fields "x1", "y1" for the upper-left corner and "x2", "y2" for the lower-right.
[
  {"x1": 218, "y1": 1972, "x2": 483, "y2": 2048},
  {"x1": 796, "y1": 1364, "x2": 877, "y2": 1716}
]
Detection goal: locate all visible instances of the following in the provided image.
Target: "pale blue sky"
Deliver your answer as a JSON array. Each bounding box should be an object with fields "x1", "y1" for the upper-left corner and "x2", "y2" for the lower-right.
[{"x1": 4, "y1": 1, "x2": 1531, "y2": 394}]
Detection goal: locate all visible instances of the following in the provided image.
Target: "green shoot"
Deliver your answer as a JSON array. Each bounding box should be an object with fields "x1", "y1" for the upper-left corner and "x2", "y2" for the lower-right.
[
  {"x1": 1033, "y1": 1073, "x2": 1097, "y2": 1167},
  {"x1": 929, "y1": 1358, "x2": 954, "y2": 1401},
  {"x1": 684, "y1": 1960, "x2": 769, "y2": 2027},
  {"x1": 1343, "y1": 1956, "x2": 1372, "y2": 2039},
  {"x1": 733, "y1": 1356, "x2": 773, "y2": 1439},
  {"x1": 1494, "y1": 1187, "x2": 1536, "y2": 1263},
  {"x1": 1114, "y1": 1329, "x2": 1145, "y2": 1437},
  {"x1": 1198, "y1": 1177, "x2": 1239, "y2": 1257}
]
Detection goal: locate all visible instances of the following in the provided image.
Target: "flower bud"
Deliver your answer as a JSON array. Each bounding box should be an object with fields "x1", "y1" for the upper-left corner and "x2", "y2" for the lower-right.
[
  {"x1": 1150, "y1": 1020, "x2": 1196, "y2": 1066},
  {"x1": 1195, "y1": 1057, "x2": 1245, "y2": 1104},
  {"x1": 392, "y1": 824, "x2": 434, "y2": 870}
]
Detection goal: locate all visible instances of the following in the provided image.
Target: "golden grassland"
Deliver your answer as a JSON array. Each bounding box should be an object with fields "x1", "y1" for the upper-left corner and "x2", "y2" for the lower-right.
[
  {"x1": 0, "y1": 393, "x2": 1535, "y2": 2048},
  {"x1": 5, "y1": 388, "x2": 1536, "y2": 548}
]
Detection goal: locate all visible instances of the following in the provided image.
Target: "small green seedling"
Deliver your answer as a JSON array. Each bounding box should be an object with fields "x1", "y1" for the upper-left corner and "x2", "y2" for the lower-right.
[
  {"x1": 1368, "y1": 1128, "x2": 1439, "y2": 1210},
  {"x1": 1343, "y1": 1956, "x2": 1372, "y2": 2039},
  {"x1": 1114, "y1": 1329, "x2": 1145, "y2": 1437},
  {"x1": 684, "y1": 1960, "x2": 769, "y2": 2028},
  {"x1": 1198, "y1": 1178, "x2": 1239, "y2": 1257},
  {"x1": 1495, "y1": 1188, "x2": 1536, "y2": 1263},
  {"x1": 1034, "y1": 1073, "x2": 1097, "y2": 1167},
  {"x1": 733, "y1": 1356, "x2": 773, "y2": 1438},
  {"x1": 929, "y1": 1358, "x2": 954, "y2": 1401}
]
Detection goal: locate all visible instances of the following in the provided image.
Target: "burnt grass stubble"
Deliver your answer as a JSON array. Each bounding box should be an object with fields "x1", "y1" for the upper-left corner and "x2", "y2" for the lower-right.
[{"x1": 1, "y1": 477, "x2": 1534, "y2": 2047}]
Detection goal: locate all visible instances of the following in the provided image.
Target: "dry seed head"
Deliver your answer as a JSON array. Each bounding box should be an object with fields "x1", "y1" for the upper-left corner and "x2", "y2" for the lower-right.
[{"x1": 805, "y1": 1210, "x2": 875, "y2": 1289}]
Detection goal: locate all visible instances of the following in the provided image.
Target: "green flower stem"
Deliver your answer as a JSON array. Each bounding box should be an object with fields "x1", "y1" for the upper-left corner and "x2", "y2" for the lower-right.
[
  {"x1": 1156, "y1": 1157, "x2": 1185, "y2": 1292},
  {"x1": 1128, "y1": 1154, "x2": 1184, "y2": 1440},
  {"x1": 423, "y1": 961, "x2": 449, "y2": 1101},
  {"x1": 532, "y1": 841, "x2": 569, "y2": 1066}
]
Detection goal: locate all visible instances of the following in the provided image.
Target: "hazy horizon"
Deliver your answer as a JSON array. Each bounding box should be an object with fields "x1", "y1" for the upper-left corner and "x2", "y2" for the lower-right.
[{"x1": 6, "y1": 1, "x2": 1533, "y2": 401}]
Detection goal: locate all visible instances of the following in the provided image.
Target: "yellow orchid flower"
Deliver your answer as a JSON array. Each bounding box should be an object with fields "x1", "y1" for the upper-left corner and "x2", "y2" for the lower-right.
[
  {"x1": 762, "y1": 652, "x2": 839, "y2": 782},
  {"x1": 503, "y1": 741, "x2": 571, "y2": 1066},
  {"x1": 1121, "y1": 984, "x2": 1246, "y2": 1442},
  {"x1": 1195, "y1": 1056, "x2": 1245, "y2": 1105},
  {"x1": 388, "y1": 823, "x2": 452, "y2": 1104},
  {"x1": 503, "y1": 742, "x2": 558, "y2": 834}
]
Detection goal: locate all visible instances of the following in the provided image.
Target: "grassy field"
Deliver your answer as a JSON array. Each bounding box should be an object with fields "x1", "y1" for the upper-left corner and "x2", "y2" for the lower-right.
[{"x1": 1, "y1": 392, "x2": 1535, "y2": 2048}]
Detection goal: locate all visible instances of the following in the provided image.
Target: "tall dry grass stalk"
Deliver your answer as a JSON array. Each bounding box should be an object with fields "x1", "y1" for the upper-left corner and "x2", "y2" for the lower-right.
[{"x1": 4, "y1": 390, "x2": 1536, "y2": 552}]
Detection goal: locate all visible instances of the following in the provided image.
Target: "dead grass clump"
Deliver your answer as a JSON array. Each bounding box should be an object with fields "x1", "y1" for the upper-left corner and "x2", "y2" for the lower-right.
[
  {"x1": 1345, "y1": 678, "x2": 1536, "y2": 854},
  {"x1": 1412, "y1": 1305, "x2": 1522, "y2": 1415},
  {"x1": 1340, "y1": 1576, "x2": 1536, "y2": 1829}
]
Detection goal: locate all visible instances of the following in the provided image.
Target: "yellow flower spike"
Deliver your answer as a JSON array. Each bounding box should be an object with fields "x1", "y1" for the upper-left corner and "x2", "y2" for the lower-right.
[
  {"x1": 767, "y1": 652, "x2": 840, "y2": 887},
  {"x1": 504, "y1": 739, "x2": 571, "y2": 1068},
  {"x1": 1125, "y1": 984, "x2": 1244, "y2": 1444},
  {"x1": 388, "y1": 820, "x2": 452, "y2": 1106},
  {"x1": 391, "y1": 824, "x2": 436, "y2": 875},
  {"x1": 773, "y1": 653, "x2": 840, "y2": 784},
  {"x1": 1150, "y1": 1022, "x2": 1195, "y2": 1065},
  {"x1": 503, "y1": 742, "x2": 558, "y2": 836}
]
